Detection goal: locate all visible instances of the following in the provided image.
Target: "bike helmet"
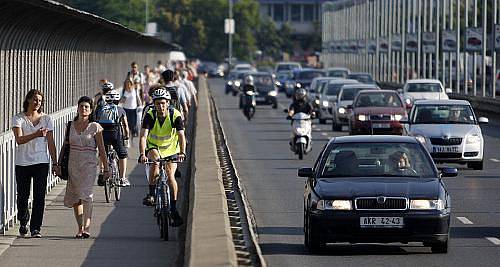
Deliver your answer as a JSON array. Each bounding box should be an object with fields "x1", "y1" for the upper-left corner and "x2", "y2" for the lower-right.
[
  {"x1": 295, "y1": 88, "x2": 307, "y2": 101},
  {"x1": 245, "y1": 75, "x2": 254, "y2": 86},
  {"x1": 152, "y1": 88, "x2": 172, "y2": 101},
  {"x1": 104, "y1": 89, "x2": 121, "y2": 102},
  {"x1": 102, "y1": 82, "x2": 114, "y2": 92}
]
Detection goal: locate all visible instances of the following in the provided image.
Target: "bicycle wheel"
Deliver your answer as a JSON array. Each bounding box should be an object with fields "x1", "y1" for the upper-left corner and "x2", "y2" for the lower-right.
[
  {"x1": 114, "y1": 177, "x2": 121, "y2": 201},
  {"x1": 104, "y1": 178, "x2": 111, "y2": 203},
  {"x1": 160, "y1": 184, "x2": 169, "y2": 241}
]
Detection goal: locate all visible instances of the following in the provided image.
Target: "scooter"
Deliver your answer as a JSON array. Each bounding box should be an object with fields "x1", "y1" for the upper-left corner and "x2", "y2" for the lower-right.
[
  {"x1": 286, "y1": 112, "x2": 313, "y2": 160},
  {"x1": 242, "y1": 90, "x2": 256, "y2": 121}
]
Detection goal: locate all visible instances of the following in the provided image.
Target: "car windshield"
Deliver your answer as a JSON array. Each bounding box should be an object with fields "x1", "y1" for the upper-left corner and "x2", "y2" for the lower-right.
[
  {"x1": 297, "y1": 71, "x2": 324, "y2": 79},
  {"x1": 277, "y1": 64, "x2": 299, "y2": 71},
  {"x1": 320, "y1": 143, "x2": 436, "y2": 178},
  {"x1": 328, "y1": 70, "x2": 348, "y2": 78},
  {"x1": 326, "y1": 84, "x2": 343, "y2": 96},
  {"x1": 348, "y1": 74, "x2": 374, "y2": 83},
  {"x1": 341, "y1": 88, "x2": 365, "y2": 101},
  {"x1": 412, "y1": 104, "x2": 476, "y2": 124},
  {"x1": 252, "y1": 74, "x2": 274, "y2": 87},
  {"x1": 355, "y1": 92, "x2": 402, "y2": 107},
  {"x1": 277, "y1": 72, "x2": 292, "y2": 80},
  {"x1": 406, "y1": 83, "x2": 442, "y2": 93}
]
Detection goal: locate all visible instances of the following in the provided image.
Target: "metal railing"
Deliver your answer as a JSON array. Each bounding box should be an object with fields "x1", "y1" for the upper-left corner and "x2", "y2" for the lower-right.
[
  {"x1": 321, "y1": 0, "x2": 500, "y2": 98},
  {"x1": 0, "y1": 106, "x2": 76, "y2": 233}
]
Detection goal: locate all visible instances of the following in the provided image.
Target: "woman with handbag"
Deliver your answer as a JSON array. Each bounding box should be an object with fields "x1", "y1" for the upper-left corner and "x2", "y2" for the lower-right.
[
  {"x1": 56, "y1": 96, "x2": 109, "y2": 238},
  {"x1": 12, "y1": 89, "x2": 58, "y2": 238}
]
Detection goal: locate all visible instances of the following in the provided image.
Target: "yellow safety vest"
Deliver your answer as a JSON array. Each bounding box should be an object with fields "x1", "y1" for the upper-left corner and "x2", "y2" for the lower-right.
[{"x1": 146, "y1": 108, "x2": 182, "y2": 157}]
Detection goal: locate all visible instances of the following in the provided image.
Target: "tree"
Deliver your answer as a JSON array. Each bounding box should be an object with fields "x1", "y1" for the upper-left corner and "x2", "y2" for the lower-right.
[
  {"x1": 256, "y1": 17, "x2": 282, "y2": 59},
  {"x1": 232, "y1": 0, "x2": 260, "y2": 61}
]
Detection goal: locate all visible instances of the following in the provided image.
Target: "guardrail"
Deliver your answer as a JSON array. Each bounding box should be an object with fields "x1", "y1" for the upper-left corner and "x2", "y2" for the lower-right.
[
  {"x1": 0, "y1": 106, "x2": 76, "y2": 233},
  {"x1": 321, "y1": 0, "x2": 500, "y2": 100}
]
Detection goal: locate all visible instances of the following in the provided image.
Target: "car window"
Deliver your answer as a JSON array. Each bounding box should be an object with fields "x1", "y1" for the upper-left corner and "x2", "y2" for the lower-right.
[
  {"x1": 253, "y1": 74, "x2": 273, "y2": 86},
  {"x1": 340, "y1": 88, "x2": 362, "y2": 100},
  {"x1": 320, "y1": 143, "x2": 436, "y2": 178},
  {"x1": 326, "y1": 84, "x2": 343, "y2": 95},
  {"x1": 328, "y1": 70, "x2": 348, "y2": 78},
  {"x1": 298, "y1": 71, "x2": 325, "y2": 79},
  {"x1": 412, "y1": 104, "x2": 476, "y2": 124},
  {"x1": 348, "y1": 74, "x2": 374, "y2": 83},
  {"x1": 277, "y1": 64, "x2": 299, "y2": 71},
  {"x1": 355, "y1": 92, "x2": 402, "y2": 107},
  {"x1": 406, "y1": 83, "x2": 442, "y2": 93}
]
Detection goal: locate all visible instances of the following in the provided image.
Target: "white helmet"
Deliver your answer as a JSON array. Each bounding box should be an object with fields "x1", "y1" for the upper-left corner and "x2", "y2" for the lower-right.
[
  {"x1": 101, "y1": 82, "x2": 114, "y2": 92},
  {"x1": 104, "y1": 89, "x2": 120, "y2": 102},
  {"x1": 245, "y1": 75, "x2": 254, "y2": 86},
  {"x1": 152, "y1": 88, "x2": 171, "y2": 101}
]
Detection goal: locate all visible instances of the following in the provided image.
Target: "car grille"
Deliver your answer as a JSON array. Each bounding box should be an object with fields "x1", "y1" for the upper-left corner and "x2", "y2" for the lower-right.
[
  {"x1": 430, "y1": 137, "x2": 463, "y2": 145},
  {"x1": 431, "y1": 152, "x2": 462, "y2": 158},
  {"x1": 355, "y1": 197, "x2": 408, "y2": 210},
  {"x1": 369, "y1": 114, "x2": 391, "y2": 121}
]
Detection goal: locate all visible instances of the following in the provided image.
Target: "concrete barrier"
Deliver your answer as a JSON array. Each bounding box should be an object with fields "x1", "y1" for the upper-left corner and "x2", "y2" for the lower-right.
[{"x1": 184, "y1": 77, "x2": 237, "y2": 267}]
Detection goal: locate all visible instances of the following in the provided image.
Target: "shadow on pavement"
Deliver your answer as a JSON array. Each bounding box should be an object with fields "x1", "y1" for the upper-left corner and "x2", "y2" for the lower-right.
[
  {"x1": 258, "y1": 226, "x2": 302, "y2": 236},
  {"x1": 450, "y1": 226, "x2": 500, "y2": 238}
]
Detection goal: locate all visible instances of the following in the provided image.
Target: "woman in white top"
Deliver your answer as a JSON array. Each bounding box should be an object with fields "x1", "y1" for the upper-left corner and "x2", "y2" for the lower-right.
[
  {"x1": 121, "y1": 78, "x2": 142, "y2": 138},
  {"x1": 11, "y1": 89, "x2": 58, "y2": 238}
]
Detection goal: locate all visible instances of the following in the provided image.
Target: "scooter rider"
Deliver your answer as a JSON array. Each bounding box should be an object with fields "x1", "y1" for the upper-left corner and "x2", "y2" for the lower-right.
[
  {"x1": 242, "y1": 75, "x2": 256, "y2": 93},
  {"x1": 288, "y1": 88, "x2": 314, "y2": 118}
]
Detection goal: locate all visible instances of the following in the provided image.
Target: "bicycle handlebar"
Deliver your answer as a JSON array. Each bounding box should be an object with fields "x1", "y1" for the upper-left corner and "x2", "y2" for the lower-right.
[{"x1": 142, "y1": 155, "x2": 183, "y2": 165}]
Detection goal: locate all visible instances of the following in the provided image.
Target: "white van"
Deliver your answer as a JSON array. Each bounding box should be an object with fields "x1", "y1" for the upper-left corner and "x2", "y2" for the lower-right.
[{"x1": 166, "y1": 51, "x2": 187, "y2": 62}]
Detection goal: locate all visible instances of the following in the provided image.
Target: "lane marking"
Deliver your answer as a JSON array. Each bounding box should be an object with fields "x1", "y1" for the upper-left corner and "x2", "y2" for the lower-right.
[
  {"x1": 490, "y1": 158, "x2": 500, "y2": 163},
  {"x1": 486, "y1": 237, "x2": 500, "y2": 245},
  {"x1": 321, "y1": 132, "x2": 327, "y2": 136},
  {"x1": 456, "y1": 217, "x2": 474, "y2": 225}
]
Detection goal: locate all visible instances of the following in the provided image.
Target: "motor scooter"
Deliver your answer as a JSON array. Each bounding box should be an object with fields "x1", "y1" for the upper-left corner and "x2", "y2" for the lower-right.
[
  {"x1": 286, "y1": 111, "x2": 312, "y2": 160},
  {"x1": 242, "y1": 90, "x2": 256, "y2": 121}
]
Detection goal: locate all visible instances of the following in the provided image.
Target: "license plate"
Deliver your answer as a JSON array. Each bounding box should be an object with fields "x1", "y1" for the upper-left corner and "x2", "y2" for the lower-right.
[
  {"x1": 360, "y1": 217, "x2": 404, "y2": 228},
  {"x1": 432, "y1": 146, "x2": 459, "y2": 153},
  {"x1": 256, "y1": 97, "x2": 265, "y2": 101},
  {"x1": 341, "y1": 125, "x2": 349, "y2": 131},
  {"x1": 372, "y1": 123, "x2": 390, "y2": 128}
]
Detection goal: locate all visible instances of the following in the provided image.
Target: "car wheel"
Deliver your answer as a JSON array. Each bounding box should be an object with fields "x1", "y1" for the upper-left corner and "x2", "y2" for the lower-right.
[
  {"x1": 467, "y1": 160, "x2": 483, "y2": 170},
  {"x1": 332, "y1": 120, "x2": 341, "y2": 131},
  {"x1": 272, "y1": 102, "x2": 278, "y2": 109},
  {"x1": 239, "y1": 97, "x2": 243, "y2": 109},
  {"x1": 430, "y1": 240, "x2": 448, "y2": 253},
  {"x1": 319, "y1": 118, "x2": 327, "y2": 124},
  {"x1": 304, "y1": 214, "x2": 324, "y2": 254}
]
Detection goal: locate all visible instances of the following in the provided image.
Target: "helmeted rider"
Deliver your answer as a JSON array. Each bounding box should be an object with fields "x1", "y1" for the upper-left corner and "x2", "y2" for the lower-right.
[
  {"x1": 139, "y1": 88, "x2": 186, "y2": 227},
  {"x1": 94, "y1": 81, "x2": 114, "y2": 112},
  {"x1": 288, "y1": 88, "x2": 314, "y2": 118},
  {"x1": 242, "y1": 75, "x2": 256, "y2": 93},
  {"x1": 95, "y1": 85, "x2": 131, "y2": 187}
]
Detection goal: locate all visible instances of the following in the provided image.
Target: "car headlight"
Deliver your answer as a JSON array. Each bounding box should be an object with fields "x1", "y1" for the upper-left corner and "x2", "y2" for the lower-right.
[
  {"x1": 227, "y1": 81, "x2": 233, "y2": 86},
  {"x1": 296, "y1": 82, "x2": 302, "y2": 88},
  {"x1": 414, "y1": 135, "x2": 426, "y2": 144},
  {"x1": 338, "y1": 107, "x2": 346, "y2": 114},
  {"x1": 268, "y1": 90, "x2": 277, "y2": 96},
  {"x1": 405, "y1": 98, "x2": 412, "y2": 105},
  {"x1": 316, "y1": 200, "x2": 352, "y2": 210},
  {"x1": 357, "y1": 114, "x2": 368, "y2": 121},
  {"x1": 314, "y1": 99, "x2": 320, "y2": 105},
  {"x1": 466, "y1": 134, "x2": 481, "y2": 144},
  {"x1": 234, "y1": 81, "x2": 241, "y2": 87},
  {"x1": 322, "y1": 101, "x2": 329, "y2": 107},
  {"x1": 393, "y1": 114, "x2": 403, "y2": 121},
  {"x1": 410, "y1": 199, "x2": 445, "y2": 210}
]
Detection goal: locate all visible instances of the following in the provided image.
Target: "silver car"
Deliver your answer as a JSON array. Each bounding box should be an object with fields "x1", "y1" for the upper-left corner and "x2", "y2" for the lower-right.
[
  {"x1": 331, "y1": 84, "x2": 380, "y2": 131},
  {"x1": 407, "y1": 100, "x2": 488, "y2": 170},
  {"x1": 317, "y1": 79, "x2": 359, "y2": 124}
]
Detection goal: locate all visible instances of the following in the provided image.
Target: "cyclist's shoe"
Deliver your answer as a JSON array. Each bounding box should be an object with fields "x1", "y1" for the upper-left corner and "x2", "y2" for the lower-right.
[
  {"x1": 31, "y1": 230, "x2": 42, "y2": 238},
  {"x1": 142, "y1": 194, "x2": 155, "y2": 206},
  {"x1": 119, "y1": 177, "x2": 131, "y2": 187},
  {"x1": 170, "y1": 211, "x2": 184, "y2": 227},
  {"x1": 19, "y1": 225, "x2": 28, "y2": 237},
  {"x1": 97, "y1": 174, "x2": 105, "y2": 186}
]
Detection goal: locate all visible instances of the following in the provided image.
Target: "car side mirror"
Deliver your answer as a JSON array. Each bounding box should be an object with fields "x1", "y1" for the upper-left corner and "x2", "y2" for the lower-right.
[
  {"x1": 445, "y1": 88, "x2": 453, "y2": 94},
  {"x1": 478, "y1": 117, "x2": 489, "y2": 124},
  {"x1": 440, "y1": 167, "x2": 458, "y2": 178},
  {"x1": 298, "y1": 167, "x2": 313, "y2": 177}
]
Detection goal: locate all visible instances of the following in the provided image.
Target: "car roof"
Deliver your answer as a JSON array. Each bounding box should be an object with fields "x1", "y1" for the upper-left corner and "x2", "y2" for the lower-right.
[
  {"x1": 358, "y1": 89, "x2": 397, "y2": 94},
  {"x1": 328, "y1": 79, "x2": 359, "y2": 84},
  {"x1": 414, "y1": 99, "x2": 471, "y2": 105},
  {"x1": 277, "y1": 61, "x2": 300, "y2": 65},
  {"x1": 326, "y1": 67, "x2": 350, "y2": 71},
  {"x1": 348, "y1": 72, "x2": 372, "y2": 76},
  {"x1": 405, "y1": 79, "x2": 443, "y2": 84},
  {"x1": 329, "y1": 135, "x2": 419, "y2": 145},
  {"x1": 341, "y1": 84, "x2": 379, "y2": 90},
  {"x1": 245, "y1": 71, "x2": 271, "y2": 76}
]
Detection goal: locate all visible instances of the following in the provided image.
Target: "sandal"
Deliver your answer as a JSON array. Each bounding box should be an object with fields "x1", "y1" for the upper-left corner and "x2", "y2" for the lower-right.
[{"x1": 82, "y1": 232, "x2": 90, "y2": 239}]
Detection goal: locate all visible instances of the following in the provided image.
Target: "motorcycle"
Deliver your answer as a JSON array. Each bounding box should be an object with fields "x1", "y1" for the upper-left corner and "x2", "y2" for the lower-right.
[
  {"x1": 286, "y1": 111, "x2": 313, "y2": 160},
  {"x1": 242, "y1": 90, "x2": 256, "y2": 121}
]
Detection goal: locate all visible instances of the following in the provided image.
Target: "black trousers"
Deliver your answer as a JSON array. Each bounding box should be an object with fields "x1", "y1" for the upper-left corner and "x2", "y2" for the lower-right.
[
  {"x1": 124, "y1": 108, "x2": 138, "y2": 136},
  {"x1": 15, "y1": 163, "x2": 49, "y2": 232}
]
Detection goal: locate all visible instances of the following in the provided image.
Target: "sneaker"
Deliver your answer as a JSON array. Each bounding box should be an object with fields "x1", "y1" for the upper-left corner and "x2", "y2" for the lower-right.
[
  {"x1": 97, "y1": 174, "x2": 105, "y2": 186},
  {"x1": 170, "y1": 210, "x2": 184, "y2": 227},
  {"x1": 119, "y1": 177, "x2": 131, "y2": 187},
  {"x1": 31, "y1": 230, "x2": 42, "y2": 238},
  {"x1": 142, "y1": 194, "x2": 155, "y2": 206},
  {"x1": 19, "y1": 225, "x2": 28, "y2": 237}
]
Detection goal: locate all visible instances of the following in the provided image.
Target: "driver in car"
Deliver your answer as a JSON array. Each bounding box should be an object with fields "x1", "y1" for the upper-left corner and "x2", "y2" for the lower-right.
[
  {"x1": 388, "y1": 151, "x2": 417, "y2": 176},
  {"x1": 448, "y1": 107, "x2": 466, "y2": 122}
]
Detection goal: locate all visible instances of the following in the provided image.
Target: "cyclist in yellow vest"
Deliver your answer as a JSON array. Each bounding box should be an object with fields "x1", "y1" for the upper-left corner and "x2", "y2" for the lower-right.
[{"x1": 139, "y1": 88, "x2": 186, "y2": 227}]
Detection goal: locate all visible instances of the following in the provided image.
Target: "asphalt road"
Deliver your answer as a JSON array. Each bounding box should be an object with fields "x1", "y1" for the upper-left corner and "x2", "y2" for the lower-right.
[{"x1": 208, "y1": 78, "x2": 500, "y2": 267}]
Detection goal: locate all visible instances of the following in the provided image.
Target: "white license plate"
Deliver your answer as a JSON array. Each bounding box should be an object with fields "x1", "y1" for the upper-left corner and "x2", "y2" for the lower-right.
[
  {"x1": 360, "y1": 217, "x2": 404, "y2": 228},
  {"x1": 341, "y1": 125, "x2": 349, "y2": 131},
  {"x1": 372, "y1": 123, "x2": 390, "y2": 128},
  {"x1": 432, "y1": 146, "x2": 459, "y2": 153},
  {"x1": 256, "y1": 97, "x2": 266, "y2": 101}
]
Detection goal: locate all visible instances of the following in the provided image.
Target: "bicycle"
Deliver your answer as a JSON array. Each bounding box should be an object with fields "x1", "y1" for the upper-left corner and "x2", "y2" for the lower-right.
[
  {"x1": 104, "y1": 144, "x2": 121, "y2": 203},
  {"x1": 144, "y1": 155, "x2": 180, "y2": 241}
]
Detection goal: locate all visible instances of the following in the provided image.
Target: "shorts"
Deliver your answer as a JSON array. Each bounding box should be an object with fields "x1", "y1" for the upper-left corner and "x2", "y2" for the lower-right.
[{"x1": 103, "y1": 129, "x2": 128, "y2": 159}]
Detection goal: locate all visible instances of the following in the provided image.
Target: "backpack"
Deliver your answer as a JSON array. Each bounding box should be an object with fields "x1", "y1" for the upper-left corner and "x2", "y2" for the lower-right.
[{"x1": 95, "y1": 104, "x2": 120, "y2": 124}]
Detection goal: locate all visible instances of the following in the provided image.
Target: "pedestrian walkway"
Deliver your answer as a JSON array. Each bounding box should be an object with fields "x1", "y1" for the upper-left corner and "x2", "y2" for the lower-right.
[{"x1": 0, "y1": 146, "x2": 181, "y2": 267}]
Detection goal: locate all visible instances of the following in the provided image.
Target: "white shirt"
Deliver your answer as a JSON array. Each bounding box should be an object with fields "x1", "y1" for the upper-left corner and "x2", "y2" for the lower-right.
[
  {"x1": 183, "y1": 79, "x2": 197, "y2": 99},
  {"x1": 11, "y1": 112, "x2": 54, "y2": 166},
  {"x1": 122, "y1": 88, "x2": 139, "y2": 109}
]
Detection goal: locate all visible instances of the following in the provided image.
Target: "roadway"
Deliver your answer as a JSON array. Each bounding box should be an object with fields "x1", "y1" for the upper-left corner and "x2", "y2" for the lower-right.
[{"x1": 208, "y1": 78, "x2": 500, "y2": 267}]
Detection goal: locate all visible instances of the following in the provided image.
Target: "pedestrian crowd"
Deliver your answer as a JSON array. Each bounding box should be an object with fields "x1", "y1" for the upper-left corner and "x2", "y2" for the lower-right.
[{"x1": 11, "y1": 59, "x2": 199, "y2": 238}]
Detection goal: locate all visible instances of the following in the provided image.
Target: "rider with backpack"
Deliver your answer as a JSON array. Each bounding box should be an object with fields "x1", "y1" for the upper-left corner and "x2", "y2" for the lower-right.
[{"x1": 95, "y1": 85, "x2": 131, "y2": 187}]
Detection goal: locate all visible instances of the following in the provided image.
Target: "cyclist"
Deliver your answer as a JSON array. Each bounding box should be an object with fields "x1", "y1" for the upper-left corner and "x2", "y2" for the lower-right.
[
  {"x1": 94, "y1": 80, "x2": 113, "y2": 112},
  {"x1": 139, "y1": 88, "x2": 186, "y2": 227},
  {"x1": 95, "y1": 86, "x2": 131, "y2": 187}
]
